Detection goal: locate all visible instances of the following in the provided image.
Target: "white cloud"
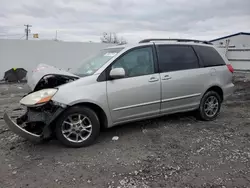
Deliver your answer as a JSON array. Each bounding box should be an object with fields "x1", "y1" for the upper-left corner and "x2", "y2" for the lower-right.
[{"x1": 0, "y1": 0, "x2": 250, "y2": 42}]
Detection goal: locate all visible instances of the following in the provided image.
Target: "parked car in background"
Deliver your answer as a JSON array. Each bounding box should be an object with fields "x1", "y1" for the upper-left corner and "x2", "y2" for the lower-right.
[{"x1": 4, "y1": 39, "x2": 235, "y2": 148}]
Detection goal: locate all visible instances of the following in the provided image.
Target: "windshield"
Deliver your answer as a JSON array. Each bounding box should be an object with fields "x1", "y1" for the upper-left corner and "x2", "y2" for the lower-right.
[{"x1": 74, "y1": 48, "x2": 124, "y2": 77}]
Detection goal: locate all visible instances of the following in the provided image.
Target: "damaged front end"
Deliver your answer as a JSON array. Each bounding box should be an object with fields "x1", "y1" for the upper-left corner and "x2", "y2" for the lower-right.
[
  {"x1": 27, "y1": 63, "x2": 79, "y2": 91},
  {"x1": 4, "y1": 102, "x2": 65, "y2": 142},
  {"x1": 4, "y1": 64, "x2": 78, "y2": 142}
]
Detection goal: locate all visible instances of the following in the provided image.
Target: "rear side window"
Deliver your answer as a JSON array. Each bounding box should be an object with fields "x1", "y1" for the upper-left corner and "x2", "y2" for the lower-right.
[
  {"x1": 156, "y1": 45, "x2": 199, "y2": 72},
  {"x1": 193, "y1": 46, "x2": 225, "y2": 67}
]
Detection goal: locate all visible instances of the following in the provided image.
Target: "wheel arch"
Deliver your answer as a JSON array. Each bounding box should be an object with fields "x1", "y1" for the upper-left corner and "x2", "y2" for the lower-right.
[
  {"x1": 49, "y1": 102, "x2": 110, "y2": 134},
  {"x1": 204, "y1": 85, "x2": 224, "y2": 101},
  {"x1": 70, "y1": 102, "x2": 109, "y2": 130}
]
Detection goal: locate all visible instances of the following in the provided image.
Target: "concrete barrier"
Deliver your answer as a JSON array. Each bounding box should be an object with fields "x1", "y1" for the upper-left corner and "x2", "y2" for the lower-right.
[{"x1": 0, "y1": 39, "x2": 113, "y2": 79}]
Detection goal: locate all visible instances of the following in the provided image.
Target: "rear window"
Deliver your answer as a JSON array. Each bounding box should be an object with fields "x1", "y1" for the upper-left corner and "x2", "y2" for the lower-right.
[
  {"x1": 156, "y1": 45, "x2": 199, "y2": 72},
  {"x1": 193, "y1": 46, "x2": 225, "y2": 67}
]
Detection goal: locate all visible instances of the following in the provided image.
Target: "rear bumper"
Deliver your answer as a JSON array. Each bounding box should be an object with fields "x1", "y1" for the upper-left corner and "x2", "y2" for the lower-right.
[
  {"x1": 223, "y1": 83, "x2": 235, "y2": 100},
  {"x1": 3, "y1": 113, "x2": 42, "y2": 142}
]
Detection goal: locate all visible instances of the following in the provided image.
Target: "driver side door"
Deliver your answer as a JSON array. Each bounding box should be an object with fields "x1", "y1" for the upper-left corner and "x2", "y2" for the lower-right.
[{"x1": 106, "y1": 46, "x2": 161, "y2": 124}]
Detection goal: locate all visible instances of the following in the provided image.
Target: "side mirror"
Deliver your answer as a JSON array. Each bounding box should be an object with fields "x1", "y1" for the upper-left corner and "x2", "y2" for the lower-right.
[{"x1": 109, "y1": 68, "x2": 125, "y2": 79}]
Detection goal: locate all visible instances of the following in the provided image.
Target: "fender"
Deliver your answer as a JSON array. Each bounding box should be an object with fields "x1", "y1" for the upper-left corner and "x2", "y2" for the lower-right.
[{"x1": 51, "y1": 77, "x2": 113, "y2": 127}]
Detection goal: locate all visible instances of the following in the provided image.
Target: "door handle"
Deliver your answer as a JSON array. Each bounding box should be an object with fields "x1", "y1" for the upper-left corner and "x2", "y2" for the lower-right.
[
  {"x1": 162, "y1": 75, "x2": 172, "y2": 80},
  {"x1": 149, "y1": 77, "x2": 159, "y2": 82}
]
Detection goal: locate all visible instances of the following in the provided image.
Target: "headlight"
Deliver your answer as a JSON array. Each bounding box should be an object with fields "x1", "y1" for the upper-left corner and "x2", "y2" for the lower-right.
[{"x1": 20, "y1": 89, "x2": 58, "y2": 106}]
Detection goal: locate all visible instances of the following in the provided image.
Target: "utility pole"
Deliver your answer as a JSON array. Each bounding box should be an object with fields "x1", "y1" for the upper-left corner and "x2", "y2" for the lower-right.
[{"x1": 24, "y1": 24, "x2": 32, "y2": 40}]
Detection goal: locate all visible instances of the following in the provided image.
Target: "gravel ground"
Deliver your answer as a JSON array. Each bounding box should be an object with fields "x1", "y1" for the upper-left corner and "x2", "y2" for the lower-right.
[{"x1": 0, "y1": 72, "x2": 250, "y2": 188}]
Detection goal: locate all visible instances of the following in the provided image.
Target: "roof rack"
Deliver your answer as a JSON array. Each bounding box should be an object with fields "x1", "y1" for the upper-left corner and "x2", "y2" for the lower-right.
[{"x1": 139, "y1": 38, "x2": 213, "y2": 45}]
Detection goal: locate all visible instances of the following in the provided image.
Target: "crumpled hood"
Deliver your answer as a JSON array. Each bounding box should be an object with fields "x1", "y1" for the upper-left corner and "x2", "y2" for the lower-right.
[{"x1": 27, "y1": 64, "x2": 79, "y2": 91}]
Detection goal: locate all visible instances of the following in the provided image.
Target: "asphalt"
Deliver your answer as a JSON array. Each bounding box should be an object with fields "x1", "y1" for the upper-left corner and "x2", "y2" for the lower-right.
[{"x1": 0, "y1": 72, "x2": 250, "y2": 188}]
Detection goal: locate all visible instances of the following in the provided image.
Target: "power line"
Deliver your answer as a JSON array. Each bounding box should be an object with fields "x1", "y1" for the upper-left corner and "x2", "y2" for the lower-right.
[
  {"x1": 0, "y1": 34, "x2": 23, "y2": 37},
  {"x1": 19, "y1": 35, "x2": 25, "y2": 39},
  {"x1": 0, "y1": 25, "x2": 23, "y2": 28},
  {"x1": 0, "y1": 34, "x2": 25, "y2": 39},
  {"x1": 24, "y1": 24, "x2": 32, "y2": 40}
]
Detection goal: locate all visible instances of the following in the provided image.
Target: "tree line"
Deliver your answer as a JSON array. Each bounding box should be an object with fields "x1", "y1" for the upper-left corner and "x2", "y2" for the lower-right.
[{"x1": 100, "y1": 32, "x2": 127, "y2": 45}]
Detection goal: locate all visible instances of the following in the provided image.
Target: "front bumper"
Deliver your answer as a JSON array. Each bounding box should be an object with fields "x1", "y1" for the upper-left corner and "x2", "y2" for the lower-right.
[
  {"x1": 3, "y1": 103, "x2": 65, "y2": 142},
  {"x1": 3, "y1": 113, "x2": 42, "y2": 142}
]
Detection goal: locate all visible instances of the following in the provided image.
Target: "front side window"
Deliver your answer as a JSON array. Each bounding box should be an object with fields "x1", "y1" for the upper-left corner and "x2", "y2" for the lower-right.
[
  {"x1": 157, "y1": 45, "x2": 199, "y2": 72},
  {"x1": 111, "y1": 46, "x2": 155, "y2": 78},
  {"x1": 74, "y1": 48, "x2": 124, "y2": 77}
]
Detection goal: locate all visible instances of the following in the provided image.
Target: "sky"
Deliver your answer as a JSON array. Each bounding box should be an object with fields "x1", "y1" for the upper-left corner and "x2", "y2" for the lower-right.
[{"x1": 0, "y1": 0, "x2": 250, "y2": 43}]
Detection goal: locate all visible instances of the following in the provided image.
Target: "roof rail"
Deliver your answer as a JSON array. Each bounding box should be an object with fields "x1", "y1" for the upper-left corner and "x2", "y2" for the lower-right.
[{"x1": 139, "y1": 38, "x2": 213, "y2": 45}]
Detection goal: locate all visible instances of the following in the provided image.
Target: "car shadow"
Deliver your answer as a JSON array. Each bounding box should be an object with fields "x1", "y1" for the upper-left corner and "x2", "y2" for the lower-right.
[
  {"x1": 96, "y1": 111, "x2": 198, "y2": 142},
  {"x1": 13, "y1": 111, "x2": 199, "y2": 151}
]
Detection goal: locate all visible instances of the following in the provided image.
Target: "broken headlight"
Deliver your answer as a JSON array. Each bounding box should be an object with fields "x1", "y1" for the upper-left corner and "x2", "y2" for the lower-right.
[{"x1": 20, "y1": 88, "x2": 58, "y2": 107}]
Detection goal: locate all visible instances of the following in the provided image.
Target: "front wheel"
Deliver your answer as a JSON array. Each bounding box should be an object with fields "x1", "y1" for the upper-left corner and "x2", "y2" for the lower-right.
[
  {"x1": 196, "y1": 91, "x2": 222, "y2": 121},
  {"x1": 55, "y1": 106, "x2": 100, "y2": 148}
]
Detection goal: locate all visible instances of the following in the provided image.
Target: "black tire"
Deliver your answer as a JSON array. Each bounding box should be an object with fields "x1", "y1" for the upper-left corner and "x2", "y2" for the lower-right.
[
  {"x1": 55, "y1": 106, "x2": 100, "y2": 148},
  {"x1": 196, "y1": 91, "x2": 222, "y2": 121}
]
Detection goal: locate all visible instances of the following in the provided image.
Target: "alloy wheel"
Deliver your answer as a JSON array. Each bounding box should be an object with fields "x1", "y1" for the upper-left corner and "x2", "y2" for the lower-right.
[
  {"x1": 61, "y1": 114, "x2": 92, "y2": 143},
  {"x1": 204, "y1": 96, "x2": 219, "y2": 117}
]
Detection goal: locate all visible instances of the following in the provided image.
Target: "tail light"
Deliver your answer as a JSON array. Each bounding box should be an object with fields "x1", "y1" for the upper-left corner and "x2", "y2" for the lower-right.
[{"x1": 227, "y1": 64, "x2": 234, "y2": 73}]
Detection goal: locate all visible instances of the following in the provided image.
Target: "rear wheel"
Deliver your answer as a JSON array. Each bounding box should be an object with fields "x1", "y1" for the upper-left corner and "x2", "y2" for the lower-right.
[
  {"x1": 55, "y1": 106, "x2": 100, "y2": 148},
  {"x1": 196, "y1": 91, "x2": 222, "y2": 121}
]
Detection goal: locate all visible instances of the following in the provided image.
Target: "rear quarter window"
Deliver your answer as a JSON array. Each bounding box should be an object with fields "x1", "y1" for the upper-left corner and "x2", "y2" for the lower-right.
[{"x1": 193, "y1": 46, "x2": 226, "y2": 67}]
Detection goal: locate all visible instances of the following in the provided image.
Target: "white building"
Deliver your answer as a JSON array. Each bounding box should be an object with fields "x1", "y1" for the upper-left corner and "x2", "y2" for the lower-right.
[
  {"x1": 0, "y1": 39, "x2": 113, "y2": 79},
  {"x1": 210, "y1": 32, "x2": 250, "y2": 70},
  {"x1": 210, "y1": 32, "x2": 250, "y2": 48}
]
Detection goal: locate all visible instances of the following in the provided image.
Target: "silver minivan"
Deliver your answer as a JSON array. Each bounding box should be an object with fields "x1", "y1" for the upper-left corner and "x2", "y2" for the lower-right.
[{"x1": 4, "y1": 39, "x2": 235, "y2": 147}]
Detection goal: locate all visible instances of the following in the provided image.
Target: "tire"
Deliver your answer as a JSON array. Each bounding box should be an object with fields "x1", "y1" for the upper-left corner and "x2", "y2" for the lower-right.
[
  {"x1": 55, "y1": 106, "x2": 100, "y2": 148},
  {"x1": 196, "y1": 91, "x2": 222, "y2": 121}
]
